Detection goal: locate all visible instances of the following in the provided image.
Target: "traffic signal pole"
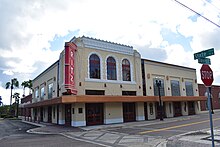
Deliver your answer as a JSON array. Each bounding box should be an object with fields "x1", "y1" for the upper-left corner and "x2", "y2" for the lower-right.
[{"x1": 207, "y1": 87, "x2": 215, "y2": 147}]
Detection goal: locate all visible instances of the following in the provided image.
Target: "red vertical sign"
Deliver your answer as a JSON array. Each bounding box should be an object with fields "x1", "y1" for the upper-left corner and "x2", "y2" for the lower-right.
[{"x1": 64, "y1": 42, "x2": 77, "y2": 94}]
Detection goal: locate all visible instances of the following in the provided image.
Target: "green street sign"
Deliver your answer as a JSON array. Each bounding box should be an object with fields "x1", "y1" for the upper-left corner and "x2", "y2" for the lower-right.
[
  {"x1": 198, "y1": 57, "x2": 211, "y2": 65},
  {"x1": 194, "y1": 48, "x2": 214, "y2": 60}
]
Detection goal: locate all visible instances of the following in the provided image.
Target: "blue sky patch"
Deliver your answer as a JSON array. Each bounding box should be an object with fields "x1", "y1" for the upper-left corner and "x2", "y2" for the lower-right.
[
  {"x1": 49, "y1": 29, "x2": 80, "y2": 51},
  {"x1": 161, "y1": 28, "x2": 193, "y2": 51}
]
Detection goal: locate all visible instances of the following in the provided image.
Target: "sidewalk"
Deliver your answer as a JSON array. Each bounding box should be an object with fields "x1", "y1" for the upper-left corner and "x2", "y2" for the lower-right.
[{"x1": 22, "y1": 112, "x2": 220, "y2": 147}]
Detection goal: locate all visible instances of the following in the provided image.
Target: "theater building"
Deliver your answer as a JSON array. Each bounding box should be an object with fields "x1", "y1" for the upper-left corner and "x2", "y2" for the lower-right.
[{"x1": 26, "y1": 36, "x2": 206, "y2": 126}]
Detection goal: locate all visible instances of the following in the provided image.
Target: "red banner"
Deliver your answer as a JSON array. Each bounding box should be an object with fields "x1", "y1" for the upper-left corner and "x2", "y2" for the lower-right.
[{"x1": 64, "y1": 42, "x2": 77, "y2": 94}]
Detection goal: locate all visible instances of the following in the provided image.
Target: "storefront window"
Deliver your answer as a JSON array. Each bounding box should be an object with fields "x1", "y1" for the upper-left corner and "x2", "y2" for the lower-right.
[
  {"x1": 122, "y1": 59, "x2": 131, "y2": 81},
  {"x1": 40, "y1": 87, "x2": 45, "y2": 100},
  {"x1": 48, "y1": 83, "x2": 53, "y2": 99},
  {"x1": 107, "y1": 57, "x2": 117, "y2": 80},
  {"x1": 185, "y1": 81, "x2": 194, "y2": 96},
  {"x1": 171, "y1": 80, "x2": 180, "y2": 96},
  {"x1": 153, "y1": 78, "x2": 165, "y2": 96},
  {"x1": 89, "y1": 54, "x2": 100, "y2": 79},
  {"x1": 35, "y1": 88, "x2": 39, "y2": 98}
]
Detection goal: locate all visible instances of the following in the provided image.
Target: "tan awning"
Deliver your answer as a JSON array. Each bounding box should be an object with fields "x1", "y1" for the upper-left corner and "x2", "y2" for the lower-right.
[{"x1": 25, "y1": 95, "x2": 206, "y2": 108}]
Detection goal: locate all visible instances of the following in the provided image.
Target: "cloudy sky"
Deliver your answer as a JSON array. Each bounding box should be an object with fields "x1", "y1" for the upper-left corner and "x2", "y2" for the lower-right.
[{"x1": 0, "y1": 0, "x2": 220, "y2": 105}]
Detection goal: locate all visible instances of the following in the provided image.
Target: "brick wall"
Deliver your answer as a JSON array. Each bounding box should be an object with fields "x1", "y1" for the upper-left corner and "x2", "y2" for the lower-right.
[{"x1": 198, "y1": 84, "x2": 220, "y2": 111}]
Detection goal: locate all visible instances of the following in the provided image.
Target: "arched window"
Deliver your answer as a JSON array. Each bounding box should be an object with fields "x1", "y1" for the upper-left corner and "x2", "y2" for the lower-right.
[
  {"x1": 89, "y1": 54, "x2": 100, "y2": 79},
  {"x1": 122, "y1": 59, "x2": 131, "y2": 81},
  {"x1": 107, "y1": 57, "x2": 117, "y2": 80}
]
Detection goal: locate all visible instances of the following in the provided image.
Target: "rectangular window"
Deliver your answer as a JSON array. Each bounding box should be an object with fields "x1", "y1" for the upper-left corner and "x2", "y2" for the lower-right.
[
  {"x1": 171, "y1": 80, "x2": 180, "y2": 96},
  {"x1": 78, "y1": 108, "x2": 83, "y2": 113},
  {"x1": 35, "y1": 88, "x2": 39, "y2": 98},
  {"x1": 153, "y1": 78, "x2": 165, "y2": 96},
  {"x1": 48, "y1": 83, "x2": 53, "y2": 99},
  {"x1": 122, "y1": 91, "x2": 136, "y2": 96},
  {"x1": 185, "y1": 81, "x2": 194, "y2": 96},
  {"x1": 85, "y1": 90, "x2": 105, "y2": 95},
  {"x1": 40, "y1": 87, "x2": 45, "y2": 100}
]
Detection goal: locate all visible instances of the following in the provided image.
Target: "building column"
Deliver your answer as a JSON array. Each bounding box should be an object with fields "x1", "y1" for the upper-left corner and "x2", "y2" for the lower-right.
[
  {"x1": 195, "y1": 101, "x2": 201, "y2": 114},
  {"x1": 136, "y1": 102, "x2": 145, "y2": 121},
  {"x1": 181, "y1": 101, "x2": 188, "y2": 116},
  {"x1": 58, "y1": 104, "x2": 65, "y2": 125},
  {"x1": 165, "y1": 102, "x2": 174, "y2": 118}
]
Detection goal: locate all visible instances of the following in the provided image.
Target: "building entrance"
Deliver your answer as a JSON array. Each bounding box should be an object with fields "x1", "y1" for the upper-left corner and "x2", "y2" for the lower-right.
[
  {"x1": 188, "y1": 101, "x2": 195, "y2": 115},
  {"x1": 123, "y1": 102, "x2": 136, "y2": 122},
  {"x1": 86, "y1": 103, "x2": 104, "y2": 126},
  {"x1": 173, "y1": 102, "x2": 182, "y2": 117},
  {"x1": 48, "y1": 106, "x2": 52, "y2": 123},
  {"x1": 65, "y1": 104, "x2": 71, "y2": 126}
]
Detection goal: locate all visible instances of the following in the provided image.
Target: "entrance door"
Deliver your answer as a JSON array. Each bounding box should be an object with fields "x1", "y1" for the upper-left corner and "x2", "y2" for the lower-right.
[
  {"x1": 86, "y1": 103, "x2": 104, "y2": 126},
  {"x1": 48, "y1": 106, "x2": 52, "y2": 123},
  {"x1": 173, "y1": 102, "x2": 182, "y2": 117},
  {"x1": 188, "y1": 101, "x2": 195, "y2": 115},
  {"x1": 156, "y1": 102, "x2": 166, "y2": 119},
  {"x1": 40, "y1": 107, "x2": 43, "y2": 122},
  {"x1": 144, "y1": 102, "x2": 148, "y2": 120},
  {"x1": 65, "y1": 104, "x2": 71, "y2": 126},
  {"x1": 123, "y1": 102, "x2": 136, "y2": 122}
]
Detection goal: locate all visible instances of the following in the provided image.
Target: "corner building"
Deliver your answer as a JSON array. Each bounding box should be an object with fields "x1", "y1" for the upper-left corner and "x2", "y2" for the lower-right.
[{"x1": 26, "y1": 36, "x2": 206, "y2": 126}]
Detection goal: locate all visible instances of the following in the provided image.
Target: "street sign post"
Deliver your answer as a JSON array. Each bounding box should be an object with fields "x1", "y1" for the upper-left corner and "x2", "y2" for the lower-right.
[
  {"x1": 194, "y1": 48, "x2": 214, "y2": 60},
  {"x1": 200, "y1": 64, "x2": 214, "y2": 147}
]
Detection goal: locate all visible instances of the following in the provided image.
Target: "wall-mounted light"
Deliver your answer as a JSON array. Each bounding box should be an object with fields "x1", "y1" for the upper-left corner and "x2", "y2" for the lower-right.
[
  {"x1": 79, "y1": 82, "x2": 82, "y2": 86},
  {"x1": 104, "y1": 83, "x2": 107, "y2": 87},
  {"x1": 149, "y1": 86, "x2": 152, "y2": 89},
  {"x1": 166, "y1": 76, "x2": 169, "y2": 80},
  {"x1": 147, "y1": 73, "x2": 150, "y2": 79},
  {"x1": 120, "y1": 84, "x2": 122, "y2": 88}
]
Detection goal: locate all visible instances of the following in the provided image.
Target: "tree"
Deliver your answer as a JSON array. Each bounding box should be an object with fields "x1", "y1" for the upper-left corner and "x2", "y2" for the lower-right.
[
  {"x1": 5, "y1": 78, "x2": 19, "y2": 107},
  {"x1": 21, "y1": 81, "x2": 29, "y2": 97},
  {"x1": 27, "y1": 79, "x2": 33, "y2": 94},
  {"x1": 12, "y1": 92, "x2": 20, "y2": 118}
]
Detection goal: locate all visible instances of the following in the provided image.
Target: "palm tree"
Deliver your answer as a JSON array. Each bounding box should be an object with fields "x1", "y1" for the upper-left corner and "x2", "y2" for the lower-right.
[
  {"x1": 27, "y1": 79, "x2": 33, "y2": 94},
  {"x1": 21, "y1": 81, "x2": 29, "y2": 97},
  {"x1": 5, "y1": 78, "x2": 19, "y2": 107},
  {"x1": 12, "y1": 92, "x2": 20, "y2": 118}
]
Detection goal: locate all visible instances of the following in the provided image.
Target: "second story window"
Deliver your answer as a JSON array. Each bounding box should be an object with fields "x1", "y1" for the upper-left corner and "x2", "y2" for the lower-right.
[
  {"x1": 122, "y1": 59, "x2": 131, "y2": 81},
  {"x1": 107, "y1": 57, "x2": 117, "y2": 80},
  {"x1": 171, "y1": 80, "x2": 180, "y2": 96},
  {"x1": 35, "y1": 88, "x2": 39, "y2": 99},
  {"x1": 48, "y1": 83, "x2": 53, "y2": 99},
  {"x1": 89, "y1": 54, "x2": 100, "y2": 79},
  {"x1": 153, "y1": 78, "x2": 165, "y2": 96},
  {"x1": 40, "y1": 87, "x2": 45, "y2": 100},
  {"x1": 185, "y1": 81, "x2": 194, "y2": 96}
]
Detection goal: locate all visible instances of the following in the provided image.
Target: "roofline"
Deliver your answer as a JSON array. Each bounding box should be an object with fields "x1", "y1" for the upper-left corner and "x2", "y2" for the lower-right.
[
  {"x1": 33, "y1": 60, "x2": 59, "y2": 81},
  {"x1": 141, "y1": 58, "x2": 196, "y2": 71}
]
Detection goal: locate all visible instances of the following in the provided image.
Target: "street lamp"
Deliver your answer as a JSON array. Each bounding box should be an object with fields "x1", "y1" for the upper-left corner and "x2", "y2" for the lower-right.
[{"x1": 156, "y1": 80, "x2": 163, "y2": 121}]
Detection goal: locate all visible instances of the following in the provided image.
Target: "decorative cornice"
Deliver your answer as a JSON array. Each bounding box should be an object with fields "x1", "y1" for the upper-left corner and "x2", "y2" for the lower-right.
[{"x1": 71, "y1": 36, "x2": 134, "y2": 55}]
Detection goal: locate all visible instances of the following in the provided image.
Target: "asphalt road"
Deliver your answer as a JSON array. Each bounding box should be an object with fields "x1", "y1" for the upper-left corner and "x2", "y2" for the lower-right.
[
  {"x1": 104, "y1": 111, "x2": 220, "y2": 138},
  {"x1": 0, "y1": 119, "x2": 102, "y2": 147}
]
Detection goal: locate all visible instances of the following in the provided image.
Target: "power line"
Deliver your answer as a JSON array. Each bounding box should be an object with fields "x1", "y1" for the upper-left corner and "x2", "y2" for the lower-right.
[
  {"x1": 174, "y1": 0, "x2": 220, "y2": 28},
  {"x1": 202, "y1": 0, "x2": 220, "y2": 13}
]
